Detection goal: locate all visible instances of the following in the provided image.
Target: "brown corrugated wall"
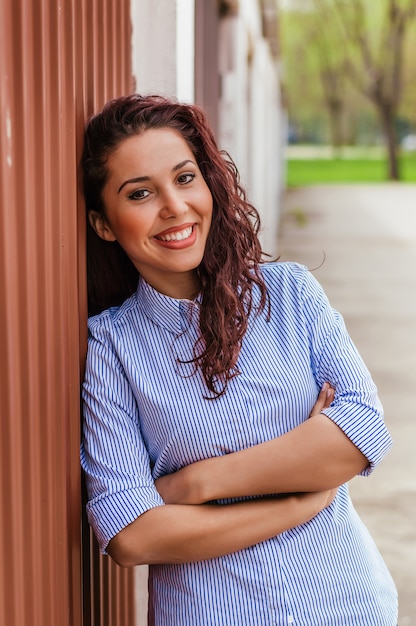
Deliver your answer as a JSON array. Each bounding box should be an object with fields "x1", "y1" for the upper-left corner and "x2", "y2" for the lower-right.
[{"x1": 0, "y1": 1, "x2": 135, "y2": 625}]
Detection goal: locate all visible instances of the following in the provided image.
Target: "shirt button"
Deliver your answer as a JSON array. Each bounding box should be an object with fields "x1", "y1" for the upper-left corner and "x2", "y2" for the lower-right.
[{"x1": 288, "y1": 616, "x2": 294, "y2": 624}]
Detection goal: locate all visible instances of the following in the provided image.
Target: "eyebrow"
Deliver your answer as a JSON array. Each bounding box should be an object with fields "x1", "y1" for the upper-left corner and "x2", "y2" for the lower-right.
[{"x1": 117, "y1": 159, "x2": 196, "y2": 194}]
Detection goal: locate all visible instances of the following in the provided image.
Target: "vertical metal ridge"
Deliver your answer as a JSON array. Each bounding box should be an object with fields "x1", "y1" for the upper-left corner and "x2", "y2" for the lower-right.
[{"x1": 1, "y1": 0, "x2": 135, "y2": 625}]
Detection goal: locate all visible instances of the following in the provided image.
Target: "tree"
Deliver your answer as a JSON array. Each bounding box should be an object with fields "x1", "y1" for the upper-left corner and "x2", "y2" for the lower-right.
[
  {"x1": 280, "y1": 5, "x2": 344, "y2": 147},
  {"x1": 308, "y1": 2, "x2": 347, "y2": 154},
  {"x1": 325, "y1": 0, "x2": 416, "y2": 179},
  {"x1": 280, "y1": 0, "x2": 416, "y2": 178},
  {"x1": 400, "y1": 18, "x2": 416, "y2": 122},
  {"x1": 280, "y1": 1, "x2": 370, "y2": 152}
]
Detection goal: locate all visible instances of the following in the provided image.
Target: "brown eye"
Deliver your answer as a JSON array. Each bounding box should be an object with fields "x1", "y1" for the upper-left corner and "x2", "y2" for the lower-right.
[
  {"x1": 177, "y1": 173, "x2": 195, "y2": 185},
  {"x1": 127, "y1": 188, "x2": 150, "y2": 200}
]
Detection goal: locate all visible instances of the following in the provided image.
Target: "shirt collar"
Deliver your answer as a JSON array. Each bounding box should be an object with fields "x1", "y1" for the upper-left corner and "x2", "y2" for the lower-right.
[{"x1": 136, "y1": 278, "x2": 201, "y2": 334}]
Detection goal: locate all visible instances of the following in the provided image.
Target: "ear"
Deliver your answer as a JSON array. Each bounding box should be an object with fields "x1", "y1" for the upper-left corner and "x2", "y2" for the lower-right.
[{"x1": 88, "y1": 211, "x2": 117, "y2": 242}]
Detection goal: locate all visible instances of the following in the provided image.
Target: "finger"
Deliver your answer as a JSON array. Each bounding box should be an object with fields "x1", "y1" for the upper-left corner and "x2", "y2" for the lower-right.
[
  {"x1": 325, "y1": 387, "x2": 335, "y2": 407},
  {"x1": 309, "y1": 383, "x2": 336, "y2": 418},
  {"x1": 310, "y1": 383, "x2": 330, "y2": 415}
]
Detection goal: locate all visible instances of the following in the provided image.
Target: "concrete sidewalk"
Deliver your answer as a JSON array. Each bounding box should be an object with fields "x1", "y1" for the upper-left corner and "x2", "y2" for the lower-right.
[{"x1": 277, "y1": 184, "x2": 416, "y2": 626}]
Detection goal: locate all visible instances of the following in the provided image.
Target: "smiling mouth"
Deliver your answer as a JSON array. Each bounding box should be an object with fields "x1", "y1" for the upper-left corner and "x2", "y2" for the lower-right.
[{"x1": 155, "y1": 225, "x2": 193, "y2": 242}]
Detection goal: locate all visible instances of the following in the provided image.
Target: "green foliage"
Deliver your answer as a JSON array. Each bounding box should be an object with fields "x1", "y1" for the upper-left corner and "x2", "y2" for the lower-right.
[
  {"x1": 280, "y1": 0, "x2": 416, "y2": 146},
  {"x1": 400, "y1": 18, "x2": 416, "y2": 120},
  {"x1": 280, "y1": 7, "x2": 323, "y2": 119}
]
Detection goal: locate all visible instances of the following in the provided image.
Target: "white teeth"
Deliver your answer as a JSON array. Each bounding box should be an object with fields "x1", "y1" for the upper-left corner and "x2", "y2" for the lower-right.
[{"x1": 158, "y1": 226, "x2": 193, "y2": 242}]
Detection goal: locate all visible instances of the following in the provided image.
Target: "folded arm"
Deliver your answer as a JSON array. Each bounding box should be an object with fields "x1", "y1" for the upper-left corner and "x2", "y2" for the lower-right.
[
  {"x1": 156, "y1": 384, "x2": 367, "y2": 505},
  {"x1": 107, "y1": 488, "x2": 337, "y2": 567},
  {"x1": 83, "y1": 327, "x2": 338, "y2": 568}
]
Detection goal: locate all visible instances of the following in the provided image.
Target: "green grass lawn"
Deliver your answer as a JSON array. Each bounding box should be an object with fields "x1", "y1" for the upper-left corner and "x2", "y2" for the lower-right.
[{"x1": 286, "y1": 152, "x2": 416, "y2": 187}]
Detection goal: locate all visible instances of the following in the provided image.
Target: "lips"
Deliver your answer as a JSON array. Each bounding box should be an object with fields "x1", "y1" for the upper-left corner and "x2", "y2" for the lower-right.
[
  {"x1": 153, "y1": 223, "x2": 197, "y2": 249},
  {"x1": 156, "y1": 225, "x2": 193, "y2": 242}
]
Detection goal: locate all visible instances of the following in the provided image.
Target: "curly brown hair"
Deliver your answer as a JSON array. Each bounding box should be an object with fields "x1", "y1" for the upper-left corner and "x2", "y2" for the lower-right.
[{"x1": 81, "y1": 94, "x2": 269, "y2": 398}]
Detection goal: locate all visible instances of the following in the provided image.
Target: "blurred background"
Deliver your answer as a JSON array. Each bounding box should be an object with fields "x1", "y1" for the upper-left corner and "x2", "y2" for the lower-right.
[
  {"x1": 281, "y1": 0, "x2": 416, "y2": 187},
  {"x1": 1, "y1": 1, "x2": 414, "y2": 625}
]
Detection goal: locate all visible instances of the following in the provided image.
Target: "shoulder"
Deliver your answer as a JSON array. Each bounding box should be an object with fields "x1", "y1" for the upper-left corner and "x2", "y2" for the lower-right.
[
  {"x1": 260, "y1": 261, "x2": 307, "y2": 279},
  {"x1": 84, "y1": 295, "x2": 142, "y2": 378},
  {"x1": 87, "y1": 293, "x2": 139, "y2": 342},
  {"x1": 259, "y1": 261, "x2": 311, "y2": 294},
  {"x1": 259, "y1": 262, "x2": 329, "y2": 318}
]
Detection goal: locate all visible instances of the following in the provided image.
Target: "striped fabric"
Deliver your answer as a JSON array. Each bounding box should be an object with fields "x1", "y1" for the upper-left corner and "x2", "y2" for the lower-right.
[{"x1": 81, "y1": 262, "x2": 398, "y2": 625}]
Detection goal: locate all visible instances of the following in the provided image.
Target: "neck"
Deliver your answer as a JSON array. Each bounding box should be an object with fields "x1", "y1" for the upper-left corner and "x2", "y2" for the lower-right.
[{"x1": 144, "y1": 272, "x2": 200, "y2": 301}]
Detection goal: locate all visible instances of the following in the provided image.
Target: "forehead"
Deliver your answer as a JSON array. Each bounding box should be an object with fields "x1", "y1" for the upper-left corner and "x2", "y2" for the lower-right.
[{"x1": 108, "y1": 127, "x2": 195, "y2": 172}]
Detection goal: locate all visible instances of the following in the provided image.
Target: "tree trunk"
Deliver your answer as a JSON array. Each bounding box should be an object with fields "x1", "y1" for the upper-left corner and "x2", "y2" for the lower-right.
[
  {"x1": 327, "y1": 99, "x2": 344, "y2": 159},
  {"x1": 377, "y1": 101, "x2": 400, "y2": 181}
]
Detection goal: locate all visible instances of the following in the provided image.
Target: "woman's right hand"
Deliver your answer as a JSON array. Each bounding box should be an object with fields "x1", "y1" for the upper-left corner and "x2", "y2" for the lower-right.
[{"x1": 309, "y1": 382, "x2": 335, "y2": 418}]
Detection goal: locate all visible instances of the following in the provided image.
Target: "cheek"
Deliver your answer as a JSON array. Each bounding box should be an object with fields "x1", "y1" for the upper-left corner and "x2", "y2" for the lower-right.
[
  {"x1": 111, "y1": 213, "x2": 149, "y2": 239},
  {"x1": 203, "y1": 189, "x2": 214, "y2": 221}
]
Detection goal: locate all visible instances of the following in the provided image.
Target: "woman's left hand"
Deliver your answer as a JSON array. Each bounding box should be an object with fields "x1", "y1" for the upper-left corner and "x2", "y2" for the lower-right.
[
  {"x1": 154, "y1": 473, "x2": 177, "y2": 504},
  {"x1": 155, "y1": 466, "x2": 197, "y2": 504}
]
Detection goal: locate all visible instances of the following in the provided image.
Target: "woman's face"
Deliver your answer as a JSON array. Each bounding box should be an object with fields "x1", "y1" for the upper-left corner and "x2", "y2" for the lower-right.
[{"x1": 90, "y1": 127, "x2": 213, "y2": 299}]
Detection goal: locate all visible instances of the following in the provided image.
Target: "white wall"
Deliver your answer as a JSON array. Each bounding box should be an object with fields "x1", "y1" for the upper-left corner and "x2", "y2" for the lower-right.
[
  {"x1": 217, "y1": 0, "x2": 283, "y2": 256},
  {"x1": 218, "y1": 15, "x2": 250, "y2": 186},
  {"x1": 131, "y1": 0, "x2": 195, "y2": 100},
  {"x1": 247, "y1": 39, "x2": 281, "y2": 256},
  {"x1": 131, "y1": 0, "x2": 176, "y2": 96},
  {"x1": 176, "y1": 0, "x2": 195, "y2": 101}
]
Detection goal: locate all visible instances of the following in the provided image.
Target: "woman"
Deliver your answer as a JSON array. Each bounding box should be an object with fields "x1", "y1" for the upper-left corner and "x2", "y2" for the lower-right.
[{"x1": 81, "y1": 94, "x2": 397, "y2": 625}]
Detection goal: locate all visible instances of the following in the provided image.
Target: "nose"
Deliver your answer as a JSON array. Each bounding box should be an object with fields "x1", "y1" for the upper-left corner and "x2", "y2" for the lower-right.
[{"x1": 159, "y1": 187, "x2": 188, "y2": 218}]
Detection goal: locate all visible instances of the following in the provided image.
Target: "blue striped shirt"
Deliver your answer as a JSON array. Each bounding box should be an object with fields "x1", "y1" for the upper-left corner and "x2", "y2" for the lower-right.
[{"x1": 81, "y1": 262, "x2": 398, "y2": 625}]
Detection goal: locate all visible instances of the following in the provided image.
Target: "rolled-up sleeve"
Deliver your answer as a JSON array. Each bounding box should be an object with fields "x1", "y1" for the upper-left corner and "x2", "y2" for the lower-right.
[
  {"x1": 81, "y1": 316, "x2": 164, "y2": 553},
  {"x1": 299, "y1": 267, "x2": 393, "y2": 475}
]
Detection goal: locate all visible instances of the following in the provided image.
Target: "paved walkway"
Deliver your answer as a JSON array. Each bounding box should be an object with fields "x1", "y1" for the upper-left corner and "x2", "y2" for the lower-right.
[{"x1": 278, "y1": 184, "x2": 416, "y2": 625}]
